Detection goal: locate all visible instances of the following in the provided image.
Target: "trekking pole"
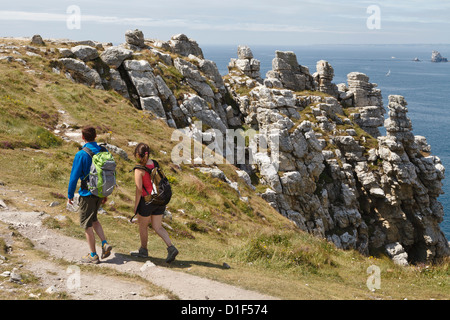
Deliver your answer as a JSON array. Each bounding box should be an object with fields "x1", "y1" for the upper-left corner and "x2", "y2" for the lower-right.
[{"x1": 130, "y1": 210, "x2": 138, "y2": 223}]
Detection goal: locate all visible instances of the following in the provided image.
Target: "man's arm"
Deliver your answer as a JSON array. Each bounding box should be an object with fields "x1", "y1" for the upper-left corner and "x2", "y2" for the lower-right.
[{"x1": 68, "y1": 152, "x2": 84, "y2": 201}]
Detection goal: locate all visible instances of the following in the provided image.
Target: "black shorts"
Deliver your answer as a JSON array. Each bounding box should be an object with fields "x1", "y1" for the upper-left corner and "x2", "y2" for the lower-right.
[{"x1": 137, "y1": 197, "x2": 166, "y2": 217}]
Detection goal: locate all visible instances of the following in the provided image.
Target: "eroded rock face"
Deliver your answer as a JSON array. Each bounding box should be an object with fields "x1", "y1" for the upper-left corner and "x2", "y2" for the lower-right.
[
  {"x1": 100, "y1": 46, "x2": 133, "y2": 68},
  {"x1": 371, "y1": 95, "x2": 448, "y2": 262},
  {"x1": 347, "y1": 72, "x2": 385, "y2": 138},
  {"x1": 314, "y1": 60, "x2": 338, "y2": 98},
  {"x1": 228, "y1": 45, "x2": 262, "y2": 83},
  {"x1": 71, "y1": 45, "x2": 99, "y2": 62},
  {"x1": 224, "y1": 51, "x2": 448, "y2": 262},
  {"x1": 125, "y1": 29, "x2": 145, "y2": 48},
  {"x1": 58, "y1": 58, "x2": 104, "y2": 90},
  {"x1": 169, "y1": 34, "x2": 204, "y2": 59},
  {"x1": 264, "y1": 51, "x2": 315, "y2": 92}
]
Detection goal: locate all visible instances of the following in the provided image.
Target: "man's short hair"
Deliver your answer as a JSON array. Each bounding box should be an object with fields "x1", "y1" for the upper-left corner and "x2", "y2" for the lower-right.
[{"x1": 82, "y1": 126, "x2": 97, "y2": 142}]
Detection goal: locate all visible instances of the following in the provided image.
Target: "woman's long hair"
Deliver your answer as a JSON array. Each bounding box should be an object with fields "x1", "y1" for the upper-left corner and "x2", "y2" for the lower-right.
[{"x1": 134, "y1": 143, "x2": 151, "y2": 165}]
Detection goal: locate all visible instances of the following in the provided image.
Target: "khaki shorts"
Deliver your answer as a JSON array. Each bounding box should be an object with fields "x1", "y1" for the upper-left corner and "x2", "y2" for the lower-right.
[{"x1": 78, "y1": 195, "x2": 102, "y2": 229}]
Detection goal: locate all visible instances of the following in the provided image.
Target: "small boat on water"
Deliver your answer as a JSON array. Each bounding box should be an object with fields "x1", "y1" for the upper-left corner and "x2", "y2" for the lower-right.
[{"x1": 386, "y1": 70, "x2": 391, "y2": 77}]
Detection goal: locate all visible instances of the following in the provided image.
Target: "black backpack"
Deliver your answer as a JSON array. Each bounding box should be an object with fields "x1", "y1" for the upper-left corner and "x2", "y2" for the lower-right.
[{"x1": 130, "y1": 160, "x2": 172, "y2": 222}]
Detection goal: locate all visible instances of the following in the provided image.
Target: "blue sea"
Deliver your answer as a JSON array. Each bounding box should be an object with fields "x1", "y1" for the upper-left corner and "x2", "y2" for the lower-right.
[{"x1": 203, "y1": 44, "x2": 450, "y2": 239}]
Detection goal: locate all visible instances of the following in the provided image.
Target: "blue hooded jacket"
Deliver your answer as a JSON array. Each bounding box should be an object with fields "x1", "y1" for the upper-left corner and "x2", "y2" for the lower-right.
[{"x1": 68, "y1": 142, "x2": 103, "y2": 199}]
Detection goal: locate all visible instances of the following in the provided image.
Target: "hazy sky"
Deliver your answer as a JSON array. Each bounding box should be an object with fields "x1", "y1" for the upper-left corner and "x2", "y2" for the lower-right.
[{"x1": 1, "y1": 0, "x2": 449, "y2": 46}]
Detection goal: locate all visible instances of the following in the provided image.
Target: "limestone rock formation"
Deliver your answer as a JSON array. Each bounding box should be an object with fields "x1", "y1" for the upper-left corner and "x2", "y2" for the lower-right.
[
  {"x1": 366, "y1": 95, "x2": 448, "y2": 263},
  {"x1": 175, "y1": 57, "x2": 228, "y2": 128},
  {"x1": 109, "y1": 69, "x2": 129, "y2": 99},
  {"x1": 123, "y1": 59, "x2": 166, "y2": 120},
  {"x1": 180, "y1": 94, "x2": 227, "y2": 134},
  {"x1": 125, "y1": 29, "x2": 145, "y2": 48},
  {"x1": 224, "y1": 52, "x2": 448, "y2": 262},
  {"x1": 169, "y1": 34, "x2": 203, "y2": 59},
  {"x1": 264, "y1": 51, "x2": 315, "y2": 92},
  {"x1": 228, "y1": 45, "x2": 262, "y2": 83},
  {"x1": 314, "y1": 60, "x2": 338, "y2": 98},
  {"x1": 347, "y1": 72, "x2": 383, "y2": 108},
  {"x1": 71, "y1": 45, "x2": 99, "y2": 62},
  {"x1": 346, "y1": 72, "x2": 385, "y2": 138},
  {"x1": 100, "y1": 46, "x2": 133, "y2": 68}
]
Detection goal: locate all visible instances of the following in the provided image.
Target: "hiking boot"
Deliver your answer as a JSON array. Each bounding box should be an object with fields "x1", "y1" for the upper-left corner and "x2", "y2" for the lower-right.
[
  {"x1": 165, "y1": 245, "x2": 178, "y2": 263},
  {"x1": 81, "y1": 253, "x2": 100, "y2": 264},
  {"x1": 130, "y1": 247, "x2": 148, "y2": 258},
  {"x1": 101, "y1": 243, "x2": 112, "y2": 259}
]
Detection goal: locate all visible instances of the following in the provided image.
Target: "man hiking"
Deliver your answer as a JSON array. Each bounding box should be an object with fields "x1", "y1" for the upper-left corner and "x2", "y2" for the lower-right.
[{"x1": 68, "y1": 126, "x2": 112, "y2": 264}]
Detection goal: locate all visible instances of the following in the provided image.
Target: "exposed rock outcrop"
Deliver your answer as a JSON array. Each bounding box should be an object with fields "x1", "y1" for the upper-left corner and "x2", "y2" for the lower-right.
[
  {"x1": 31, "y1": 34, "x2": 45, "y2": 46},
  {"x1": 71, "y1": 45, "x2": 99, "y2": 62},
  {"x1": 174, "y1": 57, "x2": 228, "y2": 130},
  {"x1": 169, "y1": 34, "x2": 203, "y2": 59},
  {"x1": 346, "y1": 72, "x2": 385, "y2": 138},
  {"x1": 375, "y1": 95, "x2": 448, "y2": 262},
  {"x1": 314, "y1": 60, "x2": 338, "y2": 98},
  {"x1": 223, "y1": 46, "x2": 448, "y2": 263},
  {"x1": 264, "y1": 51, "x2": 315, "y2": 92},
  {"x1": 58, "y1": 58, "x2": 103, "y2": 90},
  {"x1": 100, "y1": 46, "x2": 133, "y2": 68},
  {"x1": 228, "y1": 45, "x2": 262, "y2": 83},
  {"x1": 125, "y1": 29, "x2": 145, "y2": 49},
  {"x1": 123, "y1": 59, "x2": 167, "y2": 121}
]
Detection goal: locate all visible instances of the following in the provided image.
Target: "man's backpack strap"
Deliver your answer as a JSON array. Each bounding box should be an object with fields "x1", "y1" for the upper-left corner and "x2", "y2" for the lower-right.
[
  {"x1": 81, "y1": 147, "x2": 94, "y2": 190},
  {"x1": 82, "y1": 147, "x2": 94, "y2": 158},
  {"x1": 83, "y1": 145, "x2": 107, "y2": 158}
]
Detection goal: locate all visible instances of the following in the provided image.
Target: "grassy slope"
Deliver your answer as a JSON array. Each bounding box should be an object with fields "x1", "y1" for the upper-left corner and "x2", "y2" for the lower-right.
[{"x1": 0, "y1": 39, "x2": 448, "y2": 300}]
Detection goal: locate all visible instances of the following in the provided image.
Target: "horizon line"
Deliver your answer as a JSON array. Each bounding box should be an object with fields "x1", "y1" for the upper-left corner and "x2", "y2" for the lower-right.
[{"x1": 2, "y1": 36, "x2": 450, "y2": 48}]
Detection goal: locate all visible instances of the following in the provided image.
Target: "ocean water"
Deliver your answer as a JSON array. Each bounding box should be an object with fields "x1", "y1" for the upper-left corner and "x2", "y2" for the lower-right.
[{"x1": 203, "y1": 44, "x2": 450, "y2": 239}]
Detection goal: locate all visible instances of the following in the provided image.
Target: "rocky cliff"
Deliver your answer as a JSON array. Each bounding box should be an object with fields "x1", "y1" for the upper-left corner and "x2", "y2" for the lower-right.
[
  {"x1": 225, "y1": 47, "x2": 448, "y2": 264},
  {"x1": 15, "y1": 30, "x2": 448, "y2": 264}
]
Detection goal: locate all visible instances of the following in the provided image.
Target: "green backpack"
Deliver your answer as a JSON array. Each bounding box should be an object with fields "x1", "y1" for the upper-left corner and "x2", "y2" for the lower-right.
[{"x1": 82, "y1": 145, "x2": 117, "y2": 198}]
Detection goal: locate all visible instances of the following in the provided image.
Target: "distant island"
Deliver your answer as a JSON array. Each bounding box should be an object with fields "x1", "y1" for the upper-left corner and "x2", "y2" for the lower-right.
[{"x1": 431, "y1": 50, "x2": 448, "y2": 62}]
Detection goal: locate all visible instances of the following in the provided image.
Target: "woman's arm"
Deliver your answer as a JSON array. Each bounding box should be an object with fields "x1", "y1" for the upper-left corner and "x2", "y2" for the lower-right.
[{"x1": 134, "y1": 169, "x2": 145, "y2": 214}]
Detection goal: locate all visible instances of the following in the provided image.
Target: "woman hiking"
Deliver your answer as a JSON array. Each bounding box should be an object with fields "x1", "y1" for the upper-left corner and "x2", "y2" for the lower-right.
[{"x1": 130, "y1": 143, "x2": 178, "y2": 263}]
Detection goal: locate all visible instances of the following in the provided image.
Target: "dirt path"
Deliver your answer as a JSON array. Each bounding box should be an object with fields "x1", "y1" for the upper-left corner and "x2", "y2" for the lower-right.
[{"x1": 0, "y1": 208, "x2": 277, "y2": 300}]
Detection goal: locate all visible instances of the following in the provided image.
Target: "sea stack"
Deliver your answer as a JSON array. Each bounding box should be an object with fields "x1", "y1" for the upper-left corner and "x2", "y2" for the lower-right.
[{"x1": 431, "y1": 50, "x2": 448, "y2": 63}]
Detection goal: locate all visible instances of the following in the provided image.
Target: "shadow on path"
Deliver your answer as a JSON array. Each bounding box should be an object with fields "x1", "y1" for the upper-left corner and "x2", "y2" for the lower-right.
[{"x1": 104, "y1": 252, "x2": 227, "y2": 270}]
